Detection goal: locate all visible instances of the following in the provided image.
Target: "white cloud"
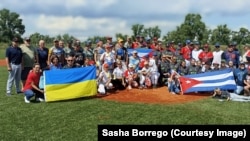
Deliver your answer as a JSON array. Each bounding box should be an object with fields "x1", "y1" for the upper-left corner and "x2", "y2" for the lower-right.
[{"x1": 1, "y1": 0, "x2": 250, "y2": 41}]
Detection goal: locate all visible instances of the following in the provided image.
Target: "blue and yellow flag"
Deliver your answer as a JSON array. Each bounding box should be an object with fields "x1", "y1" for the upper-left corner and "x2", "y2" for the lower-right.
[{"x1": 44, "y1": 66, "x2": 97, "y2": 102}]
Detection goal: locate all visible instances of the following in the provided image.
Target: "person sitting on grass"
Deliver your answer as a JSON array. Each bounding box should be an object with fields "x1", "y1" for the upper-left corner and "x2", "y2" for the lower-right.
[
  {"x1": 167, "y1": 70, "x2": 181, "y2": 95},
  {"x1": 22, "y1": 63, "x2": 44, "y2": 103}
]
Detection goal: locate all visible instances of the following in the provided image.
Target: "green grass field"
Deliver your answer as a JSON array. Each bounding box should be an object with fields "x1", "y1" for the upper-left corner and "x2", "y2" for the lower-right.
[
  {"x1": 0, "y1": 66, "x2": 249, "y2": 141},
  {"x1": 0, "y1": 44, "x2": 249, "y2": 140}
]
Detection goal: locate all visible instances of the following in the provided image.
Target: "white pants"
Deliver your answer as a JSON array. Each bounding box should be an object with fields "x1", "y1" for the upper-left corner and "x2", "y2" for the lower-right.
[
  {"x1": 150, "y1": 72, "x2": 160, "y2": 85},
  {"x1": 6, "y1": 64, "x2": 22, "y2": 93},
  {"x1": 229, "y1": 93, "x2": 250, "y2": 102},
  {"x1": 98, "y1": 83, "x2": 113, "y2": 94}
]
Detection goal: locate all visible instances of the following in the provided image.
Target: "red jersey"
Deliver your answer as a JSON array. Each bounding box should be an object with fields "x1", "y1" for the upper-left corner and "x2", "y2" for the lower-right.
[
  {"x1": 22, "y1": 71, "x2": 41, "y2": 91},
  {"x1": 150, "y1": 44, "x2": 155, "y2": 50},
  {"x1": 124, "y1": 70, "x2": 136, "y2": 79},
  {"x1": 132, "y1": 42, "x2": 140, "y2": 49},
  {"x1": 198, "y1": 51, "x2": 213, "y2": 63},
  {"x1": 180, "y1": 46, "x2": 191, "y2": 60},
  {"x1": 169, "y1": 47, "x2": 176, "y2": 54}
]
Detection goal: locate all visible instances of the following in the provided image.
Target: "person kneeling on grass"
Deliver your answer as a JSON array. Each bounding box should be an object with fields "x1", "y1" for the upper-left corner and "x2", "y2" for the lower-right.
[
  {"x1": 22, "y1": 63, "x2": 44, "y2": 103},
  {"x1": 97, "y1": 63, "x2": 114, "y2": 95},
  {"x1": 212, "y1": 88, "x2": 250, "y2": 102}
]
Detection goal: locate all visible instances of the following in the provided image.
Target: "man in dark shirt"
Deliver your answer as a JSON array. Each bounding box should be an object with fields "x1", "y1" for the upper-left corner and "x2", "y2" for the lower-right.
[{"x1": 5, "y1": 37, "x2": 23, "y2": 95}]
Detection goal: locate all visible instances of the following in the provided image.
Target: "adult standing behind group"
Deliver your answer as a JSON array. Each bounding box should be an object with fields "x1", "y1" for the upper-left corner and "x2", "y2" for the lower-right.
[
  {"x1": 37, "y1": 40, "x2": 49, "y2": 70},
  {"x1": 20, "y1": 37, "x2": 38, "y2": 90},
  {"x1": 47, "y1": 39, "x2": 65, "y2": 67},
  {"x1": 222, "y1": 43, "x2": 240, "y2": 68},
  {"x1": 5, "y1": 37, "x2": 23, "y2": 96},
  {"x1": 180, "y1": 40, "x2": 193, "y2": 67},
  {"x1": 212, "y1": 43, "x2": 223, "y2": 68}
]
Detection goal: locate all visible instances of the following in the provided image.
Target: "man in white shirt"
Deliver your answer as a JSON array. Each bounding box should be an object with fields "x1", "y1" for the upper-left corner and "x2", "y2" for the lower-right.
[
  {"x1": 212, "y1": 43, "x2": 223, "y2": 68},
  {"x1": 191, "y1": 41, "x2": 202, "y2": 62}
]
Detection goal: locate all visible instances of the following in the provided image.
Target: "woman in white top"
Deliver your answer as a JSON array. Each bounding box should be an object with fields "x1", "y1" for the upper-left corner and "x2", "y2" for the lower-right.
[
  {"x1": 112, "y1": 61, "x2": 126, "y2": 90},
  {"x1": 97, "y1": 63, "x2": 114, "y2": 94},
  {"x1": 149, "y1": 55, "x2": 160, "y2": 88},
  {"x1": 139, "y1": 61, "x2": 152, "y2": 89}
]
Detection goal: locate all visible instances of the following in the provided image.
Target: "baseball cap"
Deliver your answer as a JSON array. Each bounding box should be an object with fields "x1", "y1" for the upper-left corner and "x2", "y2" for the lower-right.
[
  {"x1": 194, "y1": 41, "x2": 200, "y2": 45},
  {"x1": 12, "y1": 37, "x2": 18, "y2": 42},
  {"x1": 118, "y1": 38, "x2": 124, "y2": 43},
  {"x1": 24, "y1": 37, "x2": 30, "y2": 41},
  {"x1": 186, "y1": 39, "x2": 191, "y2": 44},
  {"x1": 128, "y1": 64, "x2": 134, "y2": 68},
  {"x1": 103, "y1": 63, "x2": 109, "y2": 68},
  {"x1": 215, "y1": 43, "x2": 220, "y2": 47},
  {"x1": 132, "y1": 50, "x2": 137, "y2": 54}
]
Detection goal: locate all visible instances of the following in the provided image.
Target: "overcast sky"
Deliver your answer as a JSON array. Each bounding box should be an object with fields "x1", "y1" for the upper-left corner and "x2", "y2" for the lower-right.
[{"x1": 0, "y1": 0, "x2": 249, "y2": 41}]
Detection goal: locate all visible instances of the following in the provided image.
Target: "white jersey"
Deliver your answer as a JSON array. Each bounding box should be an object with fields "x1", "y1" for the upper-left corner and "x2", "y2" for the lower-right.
[
  {"x1": 212, "y1": 50, "x2": 223, "y2": 65},
  {"x1": 113, "y1": 67, "x2": 125, "y2": 79},
  {"x1": 192, "y1": 49, "x2": 202, "y2": 61}
]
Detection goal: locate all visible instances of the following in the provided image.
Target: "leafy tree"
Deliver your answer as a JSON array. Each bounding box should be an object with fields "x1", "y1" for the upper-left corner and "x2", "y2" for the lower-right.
[
  {"x1": 211, "y1": 24, "x2": 231, "y2": 45},
  {"x1": 131, "y1": 24, "x2": 144, "y2": 40},
  {"x1": 231, "y1": 28, "x2": 250, "y2": 45},
  {"x1": 115, "y1": 33, "x2": 129, "y2": 42},
  {"x1": 143, "y1": 26, "x2": 161, "y2": 40},
  {"x1": 163, "y1": 13, "x2": 207, "y2": 44},
  {"x1": 0, "y1": 8, "x2": 25, "y2": 42}
]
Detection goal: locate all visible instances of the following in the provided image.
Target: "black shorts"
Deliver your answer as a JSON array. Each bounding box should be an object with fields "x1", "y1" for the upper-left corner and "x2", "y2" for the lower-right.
[{"x1": 21, "y1": 67, "x2": 32, "y2": 80}]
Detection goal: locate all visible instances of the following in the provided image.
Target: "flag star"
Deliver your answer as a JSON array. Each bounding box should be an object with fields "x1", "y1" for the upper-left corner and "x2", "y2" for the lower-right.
[{"x1": 186, "y1": 80, "x2": 191, "y2": 84}]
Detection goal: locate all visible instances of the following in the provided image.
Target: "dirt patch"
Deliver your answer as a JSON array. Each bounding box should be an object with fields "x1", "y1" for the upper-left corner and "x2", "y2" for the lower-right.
[
  {"x1": 0, "y1": 59, "x2": 210, "y2": 104},
  {"x1": 0, "y1": 59, "x2": 5, "y2": 66},
  {"x1": 97, "y1": 87, "x2": 211, "y2": 105}
]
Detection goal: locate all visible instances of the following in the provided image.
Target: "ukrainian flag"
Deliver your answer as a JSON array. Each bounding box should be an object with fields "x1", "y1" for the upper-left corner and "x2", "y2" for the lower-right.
[{"x1": 44, "y1": 66, "x2": 97, "y2": 102}]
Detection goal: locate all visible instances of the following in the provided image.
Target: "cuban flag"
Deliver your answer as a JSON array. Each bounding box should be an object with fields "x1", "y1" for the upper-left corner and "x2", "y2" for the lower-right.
[
  {"x1": 179, "y1": 69, "x2": 237, "y2": 94},
  {"x1": 127, "y1": 48, "x2": 153, "y2": 58}
]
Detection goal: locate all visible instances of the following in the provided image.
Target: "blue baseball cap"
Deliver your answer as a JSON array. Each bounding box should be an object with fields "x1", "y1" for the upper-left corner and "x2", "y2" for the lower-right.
[
  {"x1": 186, "y1": 39, "x2": 191, "y2": 44},
  {"x1": 194, "y1": 41, "x2": 199, "y2": 45},
  {"x1": 215, "y1": 43, "x2": 220, "y2": 47}
]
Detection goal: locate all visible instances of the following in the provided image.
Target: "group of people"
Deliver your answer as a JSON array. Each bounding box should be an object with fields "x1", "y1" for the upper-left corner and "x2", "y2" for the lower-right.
[{"x1": 5, "y1": 35, "x2": 250, "y2": 103}]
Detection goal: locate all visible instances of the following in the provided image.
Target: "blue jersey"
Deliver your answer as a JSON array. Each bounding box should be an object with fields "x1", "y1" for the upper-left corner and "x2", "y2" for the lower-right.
[{"x1": 6, "y1": 46, "x2": 22, "y2": 65}]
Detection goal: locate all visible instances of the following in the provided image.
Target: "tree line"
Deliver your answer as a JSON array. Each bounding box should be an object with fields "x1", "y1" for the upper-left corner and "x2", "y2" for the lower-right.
[{"x1": 0, "y1": 8, "x2": 249, "y2": 46}]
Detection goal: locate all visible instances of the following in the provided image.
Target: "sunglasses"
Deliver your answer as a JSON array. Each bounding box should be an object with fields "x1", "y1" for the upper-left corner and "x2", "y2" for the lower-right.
[{"x1": 67, "y1": 60, "x2": 73, "y2": 62}]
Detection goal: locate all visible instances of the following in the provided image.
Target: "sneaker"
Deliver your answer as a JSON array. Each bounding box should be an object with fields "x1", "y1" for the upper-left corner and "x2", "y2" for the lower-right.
[
  {"x1": 6, "y1": 93, "x2": 11, "y2": 96},
  {"x1": 17, "y1": 91, "x2": 23, "y2": 94},
  {"x1": 24, "y1": 96, "x2": 30, "y2": 103},
  {"x1": 36, "y1": 98, "x2": 45, "y2": 102},
  {"x1": 128, "y1": 85, "x2": 132, "y2": 90},
  {"x1": 171, "y1": 92, "x2": 176, "y2": 95}
]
